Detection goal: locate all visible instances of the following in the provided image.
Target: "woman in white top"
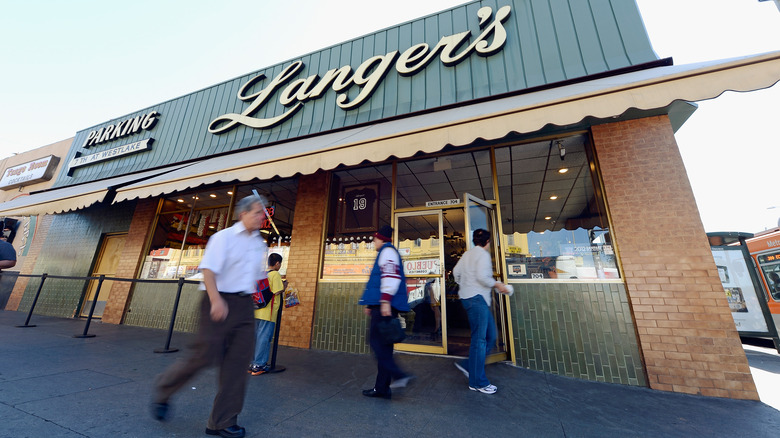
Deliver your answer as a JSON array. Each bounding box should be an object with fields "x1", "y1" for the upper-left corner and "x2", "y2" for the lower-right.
[{"x1": 452, "y1": 228, "x2": 511, "y2": 394}]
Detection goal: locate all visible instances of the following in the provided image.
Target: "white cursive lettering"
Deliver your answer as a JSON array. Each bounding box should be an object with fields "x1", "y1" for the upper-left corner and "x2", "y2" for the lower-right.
[{"x1": 209, "y1": 6, "x2": 511, "y2": 134}]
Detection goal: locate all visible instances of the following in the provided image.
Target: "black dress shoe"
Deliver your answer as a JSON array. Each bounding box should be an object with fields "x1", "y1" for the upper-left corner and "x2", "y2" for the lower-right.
[
  {"x1": 362, "y1": 388, "x2": 391, "y2": 399},
  {"x1": 150, "y1": 402, "x2": 169, "y2": 422},
  {"x1": 205, "y1": 424, "x2": 246, "y2": 438}
]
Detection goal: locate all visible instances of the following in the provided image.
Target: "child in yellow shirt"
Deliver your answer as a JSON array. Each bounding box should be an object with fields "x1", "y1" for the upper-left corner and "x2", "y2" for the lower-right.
[{"x1": 249, "y1": 253, "x2": 286, "y2": 375}]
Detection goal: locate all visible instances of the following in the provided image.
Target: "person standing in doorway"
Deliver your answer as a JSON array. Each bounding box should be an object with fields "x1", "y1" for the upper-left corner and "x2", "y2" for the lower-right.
[
  {"x1": 248, "y1": 252, "x2": 286, "y2": 375},
  {"x1": 151, "y1": 195, "x2": 268, "y2": 438},
  {"x1": 359, "y1": 225, "x2": 413, "y2": 399},
  {"x1": 452, "y1": 228, "x2": 512, "y2": 394}
]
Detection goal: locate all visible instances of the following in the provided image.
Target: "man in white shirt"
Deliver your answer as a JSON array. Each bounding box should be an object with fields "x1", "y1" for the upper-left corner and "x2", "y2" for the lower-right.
[
  {"x1": 152, "y1": 195, "x2": 268, "y2": 438},
  {"x1": 452, "y1": 228, "x2": 511, "y2": 395}
]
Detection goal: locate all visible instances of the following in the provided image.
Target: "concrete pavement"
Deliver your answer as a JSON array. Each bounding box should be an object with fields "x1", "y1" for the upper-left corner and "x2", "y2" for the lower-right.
[{"x1": 1, "y1": 310, "x2": 779, "y2": 437}]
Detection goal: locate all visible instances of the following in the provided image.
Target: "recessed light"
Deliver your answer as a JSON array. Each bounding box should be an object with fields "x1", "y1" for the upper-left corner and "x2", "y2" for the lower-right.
[
  {"x1": 209, "y1": 194, "x2": 217, "y2": 198},
  {"x1": 177, "y1": 199, "x2": 184, "y2": 203},
  {"x1": 544, "y1": 216, "x2": 552, "y2": 220},
  {"x1": 227, "y1": 191, "x2": 234, "y2": 195},
  {"x1": 549, "y1": 195, "x2": 558, "y2": 200},
  {"x1": 558, "y1": 168, "x2": 569, "y2": 174}
]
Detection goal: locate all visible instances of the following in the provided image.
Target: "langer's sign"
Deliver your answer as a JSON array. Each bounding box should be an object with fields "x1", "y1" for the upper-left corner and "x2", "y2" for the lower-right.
[{"x1": 209, "y1": 5, "x2": 511, "y2": 134}]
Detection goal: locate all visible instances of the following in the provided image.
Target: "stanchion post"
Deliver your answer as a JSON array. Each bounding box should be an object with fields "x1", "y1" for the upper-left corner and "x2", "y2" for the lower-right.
[
  {"x1": 266, "y1": 297, "x2": 286, "y2": 373},
  {"x1": 17, "y1": 273, "x2": 48, "y2": 328},
  {"x1": 154, "y1": 277, "x2": 184, "y2": 353},
  {"x1": 74, "y1": 275, "x2": 103, "y2": 338}
]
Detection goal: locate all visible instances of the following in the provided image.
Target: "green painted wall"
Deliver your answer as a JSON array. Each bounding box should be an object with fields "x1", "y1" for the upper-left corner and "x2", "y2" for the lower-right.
[
  {"x1": 16, "y1": 203, "x2": 135, "y2": 318},
  {"x1": 56, "y1": 0, "x2": 657, "y2": 187}
]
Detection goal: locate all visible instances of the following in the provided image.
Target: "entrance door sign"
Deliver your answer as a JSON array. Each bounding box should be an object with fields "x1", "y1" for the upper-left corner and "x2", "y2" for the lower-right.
[{"x1": 426, "y1": 199, "x2": 460, "y2": 207}]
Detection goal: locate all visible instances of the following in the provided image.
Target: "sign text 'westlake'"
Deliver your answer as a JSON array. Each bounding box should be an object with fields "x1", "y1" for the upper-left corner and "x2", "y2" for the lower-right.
[
  {"x1": 69, "y1": 138, "x2": 154, "y2": 170},
  {"x1": 209, "y1": 5, "x2": 511, "y2": 134}
]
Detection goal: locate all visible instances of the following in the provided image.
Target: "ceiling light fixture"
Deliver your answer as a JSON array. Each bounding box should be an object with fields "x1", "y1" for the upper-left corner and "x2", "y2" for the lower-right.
[
  {"x1": 209, "y1": 194, "x2": 217, "y2": 198},
  {"x1": 544, "y1": 216, "x2": 552, "y2": 220},
  {"x1": 558, "y1": 168, "x2": 569, "y2": 174},
  {"x1": 555, "y1": 140, "x2": 565, "y2": 161},
  {"x1": 177, "y1": 199, "x2": 184, "y2": 203},
  {"x1": 549, "y1": 195, "x2": 558, "y2": 200}
]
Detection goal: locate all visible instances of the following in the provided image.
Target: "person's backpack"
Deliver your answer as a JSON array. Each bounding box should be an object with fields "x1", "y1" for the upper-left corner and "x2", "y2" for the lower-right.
[{"x1": 252, "y1": 278, "x2": 273, "y2": 309}]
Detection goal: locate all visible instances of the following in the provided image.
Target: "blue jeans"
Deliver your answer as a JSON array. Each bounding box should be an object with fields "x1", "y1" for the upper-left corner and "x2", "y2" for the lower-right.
[
  {"x1": 458, "y1": 295, "x2": 496, "y2": 389},
  {"x1": 252, "y1": 319, "x2": 276, "y2": 367}
]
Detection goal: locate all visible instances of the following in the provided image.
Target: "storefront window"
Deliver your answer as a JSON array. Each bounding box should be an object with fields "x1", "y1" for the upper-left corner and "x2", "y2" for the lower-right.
[
  {"x1": 396, "y1": 150, "x2": 492, "y2": 209},
  {"x1": 141, "y1": 178, "x2": 298, "y2": 280},
  {"x1": 142, "y1": 188, "x2": 233, "y2": 280},
  {"x1": 496, "y1": 134, "x2": 619, "y2": 281},
  {"x1": 322, "y1": 165, "x2": 392, "y2": 278},
  {"x1": 234, "y1": 179, "x2": 298, "y2": 276}
]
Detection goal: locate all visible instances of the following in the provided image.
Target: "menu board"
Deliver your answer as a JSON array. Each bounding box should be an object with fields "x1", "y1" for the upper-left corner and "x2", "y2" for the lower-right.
[{"x1": 711, "y1": 247, "x2": 768, "y2": 333}]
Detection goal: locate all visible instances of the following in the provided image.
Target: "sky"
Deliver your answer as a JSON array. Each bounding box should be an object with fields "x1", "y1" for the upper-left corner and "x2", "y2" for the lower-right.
[{"x1": 1, "y1": 0, "x2": 779, "y2": 233}]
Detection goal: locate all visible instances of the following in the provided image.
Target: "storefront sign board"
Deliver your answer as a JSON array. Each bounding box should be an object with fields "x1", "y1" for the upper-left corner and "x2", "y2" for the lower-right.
[
  {"x1": 68, "y1": 138, "x2": 153, "y2": 170},
  {"x1": 0, "y1": 155, "x2": 59, "y2": 190}
]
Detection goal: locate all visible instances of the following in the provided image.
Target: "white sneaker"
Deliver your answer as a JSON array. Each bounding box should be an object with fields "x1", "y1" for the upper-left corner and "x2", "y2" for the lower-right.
[
  {"x1": 454, "y1": 362, "x2": 469, "y2": 378},
  {"x1": 469, "y1": 384, "x2": 497, "y2": 394}
]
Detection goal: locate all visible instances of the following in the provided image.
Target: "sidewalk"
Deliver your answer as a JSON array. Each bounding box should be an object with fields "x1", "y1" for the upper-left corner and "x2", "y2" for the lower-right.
[{"x1": 1, "y1": 310, "x2": 779, "y2": 437}]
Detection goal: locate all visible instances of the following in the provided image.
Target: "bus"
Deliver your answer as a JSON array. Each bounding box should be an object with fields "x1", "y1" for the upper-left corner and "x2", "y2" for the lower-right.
[{"x1": 745, "y1": 228, "x2": 780, "y2": 333}]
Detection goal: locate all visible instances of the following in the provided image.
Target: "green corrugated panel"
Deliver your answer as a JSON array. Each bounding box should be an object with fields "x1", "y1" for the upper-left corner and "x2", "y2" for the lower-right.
[{"x1": 55, "y1": 0, "x2": 657, "y2": 187}]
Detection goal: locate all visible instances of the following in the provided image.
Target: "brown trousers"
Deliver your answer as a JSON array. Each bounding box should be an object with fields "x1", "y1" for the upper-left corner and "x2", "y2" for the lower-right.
[{"x1": 154, "y1": 293, "x2": 255, "y2": 430}]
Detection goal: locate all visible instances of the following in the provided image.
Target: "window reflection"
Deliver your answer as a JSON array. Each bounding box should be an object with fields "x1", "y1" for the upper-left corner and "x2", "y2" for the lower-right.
[
  {"x1": 396, "y1": 150, "x2": 492, "y2": 209},
  {"x1": 322, "y1": 165, "x2": 392, "y2": 278},
  {"x1": 140, "y1": 178, "x2": 298, "y2": 280},
  {"x1": 496, "y1": 135, "x2": 620, "y2": 281}
]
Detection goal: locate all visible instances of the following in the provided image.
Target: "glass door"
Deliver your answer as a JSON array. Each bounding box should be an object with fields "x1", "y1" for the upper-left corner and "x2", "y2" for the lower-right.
[
  {"x1": 394, "y1": 195, "x2": 511, "y2": 360},
  {"x1": 395, "y1": 211, "x2": 447, "y2": 354},
  {"x1": 463, "y1": 193, "x2": 509, "y2": 361}
]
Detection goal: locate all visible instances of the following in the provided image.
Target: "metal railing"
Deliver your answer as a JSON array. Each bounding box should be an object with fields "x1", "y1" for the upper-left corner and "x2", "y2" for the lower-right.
[
  {"x1": 0, "y1": 271, "x2": 289, "y2": 369},
  {"x1": 5, "y1": 272, "x2": 197, "y2": 352}
]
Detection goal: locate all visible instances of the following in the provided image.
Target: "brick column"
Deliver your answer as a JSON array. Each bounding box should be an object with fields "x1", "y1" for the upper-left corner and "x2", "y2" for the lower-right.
[
  {"x1": 5, "y1": 214, "x2": 54, "y2": 311},
  {"x1": 102, "y1": 198, "x2": 159, "y2": 324},
  {"x1": 592, "y1": 116, "x2": 758, "y2": 400},
  {"x1": 279, "y1": 171, "x2": 328, "y2": 349}
]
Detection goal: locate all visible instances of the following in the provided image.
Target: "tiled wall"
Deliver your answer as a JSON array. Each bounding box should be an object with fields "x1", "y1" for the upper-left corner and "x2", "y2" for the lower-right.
[
  {"x1": 511, "y1": 282, "x2": 645, "y2": 386},
  {"x1": 592, "y1": 116, "x2": 758, "y2": 400},
  {"x1": 6, "y1": 214, "x2": 54, "y2": 312},
  {"x1": 13, "y1": 204, "x2": 134, "y2": 318},
  {"x1": 311, "y1": 282, "x2": 369, "y2": 354},
  {"x1": 311, "y1": 280, "x2": 644, "y2": 386},
  {"x1": 123, "y1": 282, "x2": 202, "y2": 333}
]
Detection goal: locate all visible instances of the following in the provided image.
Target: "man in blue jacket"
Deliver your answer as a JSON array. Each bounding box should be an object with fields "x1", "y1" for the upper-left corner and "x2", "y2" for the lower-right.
[{"x1": 359, "y1": 225, "x2": 412, "y2": 399}]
